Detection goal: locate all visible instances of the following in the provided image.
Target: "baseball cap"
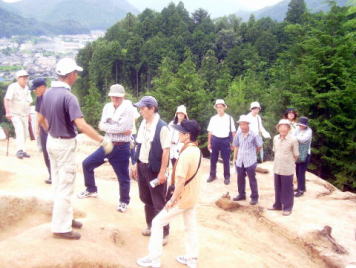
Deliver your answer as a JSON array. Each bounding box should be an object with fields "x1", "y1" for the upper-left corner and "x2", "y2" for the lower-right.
[
  {"x1": 55, "y1": 58, "x2": 83, "y2": 76},
  {"x1": 237, "y1": 115, "x2": 250, "y2": 124},
  {"x1": 214, "y1": 99, "x2": 227, "y2": 108},
  {"x1": 250, "y1": 101, "x2": 261, "y2": 110},
  {"x1": 30, "y1": 78, "x2": 47, "y2": 90},
  {"x1": 16, "y1": 70, "x2": 29, "y2": 78},
  {"x1": 108, "y1": 84, "x2": 125, "y2": 97},
  {"x1": 134, "y1": 96, "x2": 158, "y2": 108},
  {"x1": 172, "y1": 119, "x2": 201, "y2": 137}
]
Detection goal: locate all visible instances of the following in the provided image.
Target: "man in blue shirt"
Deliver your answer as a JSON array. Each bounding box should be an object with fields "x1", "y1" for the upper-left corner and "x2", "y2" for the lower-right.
[{"x1": 232, "y1": 115, "x2": 263, "y2": 205}]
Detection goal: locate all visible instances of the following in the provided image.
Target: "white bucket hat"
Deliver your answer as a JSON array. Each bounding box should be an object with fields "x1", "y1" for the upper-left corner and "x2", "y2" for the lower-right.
[
  {"x1": 175, "y1": 105, "x2": 188, "y2": 118},
  {"x1": 214, "y1": 99, "x2": 227, "y2": 108},
  {"x1": 15, "y1": 70, "x2": 29, "y2": 78},
  {"x1": 250, "y1": 101, "x2": 261, "y2": 110},
  {"x1": 108, "y1": 84, "x2": 125, "y2": 97},
  {"x1": 55, "y1": 58, "x2": 83, "y2": 76},
  {"x1": 277, "y1": 119, "x2": 291, "y2": 128},
  {"x1": 237, "y1": 115, "x2": 250, "y2": 124}
]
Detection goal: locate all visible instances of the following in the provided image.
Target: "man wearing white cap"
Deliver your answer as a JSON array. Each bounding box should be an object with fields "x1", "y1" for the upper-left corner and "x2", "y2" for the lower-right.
[
  {"x1": 207, "y1": 99, "x2": 236, "y2": 185},
  {"x1": 246, "y1": 101, "x2": 271, "y2": 162},
  {"x1": 3, "y1": 70, "x2": 32, "y2": 159},
  {"x1": 232, "y1": 115, "x2": 263, "y2": 205},
  {"x1": 78, "y1": 84, "x2": 136, "y2": 213},
  {"x1": 38, "y1": 58, "x2": 113, "y2": 240}
]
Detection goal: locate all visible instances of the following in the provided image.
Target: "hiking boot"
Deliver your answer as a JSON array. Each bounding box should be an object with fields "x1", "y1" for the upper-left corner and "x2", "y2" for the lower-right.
[
  {"x1": 206, "y1": 176, "x2": 217, "y2": 183},
  {"x1": 136, "y1": 256, "x2": 160, "y2": 268},
  {"x1": 72, "y1": 219, "x2": 83, "y2": 229},
  {"x1": 16, "y1": 150, "x2": 23, "y2": 159},
  {"x1": 141, "y1": 227, "x2": 151, "y2": 236},
  {"x1": 233, "y1": 195, "x2": 246, "y2": 201},
  {"x1": 224, "y1": 178, "x2": 230, "y2": 185},
  {"x1": 77, "y1": 190, "x2": 98, "y2": 199},
  {"x1": 117, "y1": 202, "x2": 128, "y2": 213},
  {"x1": 176, "y1": 256, "x2": 198, "y2": 268},
  {"x1": 45, "y1": 178, "x2": 52, "y2": 184},
  {"x1": 250, "y1": 199, "x2": 258, "y2": 205},
  {"x1": 22, "y1": 151, "x2": 30, "y2": 158},
  {"x1": 53, "y1": 231, "x2": 81, "y2": 240}
]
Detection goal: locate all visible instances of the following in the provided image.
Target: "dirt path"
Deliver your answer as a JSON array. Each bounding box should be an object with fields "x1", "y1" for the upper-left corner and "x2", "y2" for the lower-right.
[{"x1": 0, "y1": 136, "x2": 354, "y2": 267}]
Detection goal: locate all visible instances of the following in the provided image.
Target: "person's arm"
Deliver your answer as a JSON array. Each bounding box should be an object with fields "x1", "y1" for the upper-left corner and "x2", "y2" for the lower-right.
[
  {"x1": 292, "y1": 138, "x2": 299, "y2": 161},
  {"x1": 296, "y1": 128, "x2": 312, "y2": 143},
  {"x1": 37, "y1": 113, "x2": 48, "y2": 131},
  {"x1": 4, "y1": 98, "x2": 12, "y2": 120},
  {"x1": 255, "y1": 135, "x2": 263, "y2": 152},
  {"x1": 208, "y1": 132, "x2": 212, "y2": 151},
  {"x1": 259, "y1": 116, "x2": 271, "y2": 139},
  {"x1": 157, "y1": 126, "x2": 170, "y2": 184},
  {"x1": 74, "y1": 117, "x2": 103, "y2": 142},
  {"x1": 233, "y1": 146, "x2": 238, "y2": 164},
  {"x1": 232, "y1": 133, "x2": 239, "y2": 163}
]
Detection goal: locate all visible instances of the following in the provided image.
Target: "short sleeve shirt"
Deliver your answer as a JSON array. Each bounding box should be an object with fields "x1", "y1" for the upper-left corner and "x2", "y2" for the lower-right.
[
  {"x1": 233, "y1": 131, "x2": 263, "y2": 168},
  {"x1": 39, "y1": 82, "x2": 83, "y2": 138},
  {"x1": 5, "y1": 82, "x2": 32, "y2": 116},
  {"x1": 207, "y1": 113, "x2": 236, "y2": 138},
  {"x1": 273, "y1": 134, "x2": 299, "y2": 175}
]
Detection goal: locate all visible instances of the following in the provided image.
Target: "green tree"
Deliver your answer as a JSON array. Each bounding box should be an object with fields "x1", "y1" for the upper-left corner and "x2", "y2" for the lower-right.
[{"x1": 285, "y1": 0, "x2": 306, "y2": 24}]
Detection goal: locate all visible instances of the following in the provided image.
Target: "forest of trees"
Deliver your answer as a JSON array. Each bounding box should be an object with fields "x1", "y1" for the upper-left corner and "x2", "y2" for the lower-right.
[{"x1": 1, "y1": 0, "x2": 355, "y2": 191}]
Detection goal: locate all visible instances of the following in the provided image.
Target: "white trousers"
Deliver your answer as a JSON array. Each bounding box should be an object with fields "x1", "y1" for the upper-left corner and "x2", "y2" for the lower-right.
[
  {"x1": 47, "y1": 135, "x2": 77, "y2": 233},
  {"x1": 149, "y1": 206, "x2": 198, "y2": 262},
  {"x1": 11, "y1": 115, "x2": 28, "y2": 152}
]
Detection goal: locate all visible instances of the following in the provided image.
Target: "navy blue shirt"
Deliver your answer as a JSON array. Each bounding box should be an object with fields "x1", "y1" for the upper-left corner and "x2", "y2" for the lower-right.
[{"x1": 40, "y1": 83, "x2": 83, "y2": 138}]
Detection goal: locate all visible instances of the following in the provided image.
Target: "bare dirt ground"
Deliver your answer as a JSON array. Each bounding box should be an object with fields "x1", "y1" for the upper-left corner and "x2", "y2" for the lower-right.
[{"x1": 0, "y1": 135, "x2": 355, "y2": 268}]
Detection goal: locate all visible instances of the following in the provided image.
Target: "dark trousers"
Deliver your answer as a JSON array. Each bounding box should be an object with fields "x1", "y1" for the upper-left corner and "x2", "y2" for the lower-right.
[
  {"x1": 296, "y1": 155, "x2": 310, "y2": 192},
  {"x1": 237, "y1": 163, "x2": 258, "y2": 200},
  {"x1": 137, "y1": 162, "x2": 169, "y2": 237},
  {"x1": 82, "y1": 143, "x2": 131, "y2": 204},
  {"x1": 210, "y1": 136, "x2": 231, "y2": 179},
  {"x1": 40, "y1": 130, "x2": 51, "y2": 179},
  {"x1": 273, "y1": 174, "x2": 294, "y2": 211}
]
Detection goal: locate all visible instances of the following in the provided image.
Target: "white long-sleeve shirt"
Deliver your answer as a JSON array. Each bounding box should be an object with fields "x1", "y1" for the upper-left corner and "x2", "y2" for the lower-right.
[
  {"x1": 246, "y1": 112, "x2": 271, "y2": 139},
  {"x1": 295, "y1": 127, "x2": 312, "y2": 154}
]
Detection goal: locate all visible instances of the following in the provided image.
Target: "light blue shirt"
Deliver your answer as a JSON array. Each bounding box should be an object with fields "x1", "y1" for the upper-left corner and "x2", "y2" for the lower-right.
[{"x1": 233, "y1": 131, "x2": 263, "y2": 168}]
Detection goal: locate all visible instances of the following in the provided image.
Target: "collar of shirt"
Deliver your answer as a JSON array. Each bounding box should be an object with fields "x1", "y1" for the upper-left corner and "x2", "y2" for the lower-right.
[{"x1": 51, "y1": 81, "x2": 71, "y2": 90}]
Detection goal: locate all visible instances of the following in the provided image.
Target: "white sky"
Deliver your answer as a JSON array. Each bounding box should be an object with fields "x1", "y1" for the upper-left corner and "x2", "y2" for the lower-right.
[{"x1": 2, "y1": 0, "x2": 285, "y2": 17}]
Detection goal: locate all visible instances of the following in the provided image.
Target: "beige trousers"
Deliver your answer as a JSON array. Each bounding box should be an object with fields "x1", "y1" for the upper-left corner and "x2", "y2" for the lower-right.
[
  {"x1": 47, "y1": 135, "x2": 77, "y2": 233},
  {"x1": 11, "y1": 115, "x2": 28, "y2": 152}
]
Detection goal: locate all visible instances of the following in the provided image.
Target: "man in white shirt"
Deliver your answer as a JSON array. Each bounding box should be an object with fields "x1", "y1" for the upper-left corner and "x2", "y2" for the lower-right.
[
  {"x1": 246, "y1": 101, "x2": 271, "y2": 162},
  {"x1": 3, "y1": 70, "x2": 32, "y2": 159},
  {"x1": 207, "y1": 99, "x2": 236, "y2": 185}
]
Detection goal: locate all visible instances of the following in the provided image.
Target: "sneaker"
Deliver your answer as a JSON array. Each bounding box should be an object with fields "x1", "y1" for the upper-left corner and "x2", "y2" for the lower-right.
[
  {"x1": 232, "y1": 195, "x2": 246, "y2": 201},
  {"x1": 77, "y1": 190, "x2": 98, "y2": 199},
  {"x1": 45, "y1": 178, "x2": 52, "y2": 184},
  {"x1": 206, "y1": 176, "x2": 217, "y2": 183},
  {"x1": 22, "y1": 151, "x2": 30, "y2": 158},
  {"x1": 16, "y1": 150, "x2": 23, "y2": 159},
  {"x1": 141, "y1": 227, "x2": 151, "y2": 236},
  {"x1": 295, "y1": 191, "x2": 304, "y2": 197},
  {"x1": 224, "y1": 178, "x2": 230, "y2": 185},
  {"x1": 162, "y1": 236, "x2": 168, "y2": 246},
  {"x1": 117, "y1": 202, "x2": 128, "y2": 213},
  {"x1": 250, "y1": 199, "x2": 258, "y2": 205},
  {"x1": 136, "y1": 256, "x2": 160, "y2": 268},
  {"x1": 72, "y1": 219, "x2": 83, "y2": 229},
  {"x1": 176, "y1": 256, "x2": 198, "y2": 268},
  {"x1": 53, "y1": 231, "x2": 81, "y2": 240},
  {"x1": 282, "y1": 210, "x2": 292, "y2": 216}
]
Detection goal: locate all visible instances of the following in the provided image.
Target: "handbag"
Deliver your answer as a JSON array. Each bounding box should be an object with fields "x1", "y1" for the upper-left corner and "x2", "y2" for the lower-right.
[{"x1": 166, "y1": 146, "x2": 202, "y2": 201}]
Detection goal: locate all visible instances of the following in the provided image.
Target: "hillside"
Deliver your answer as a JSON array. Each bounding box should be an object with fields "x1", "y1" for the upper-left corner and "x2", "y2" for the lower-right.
[
  {"x1": 0, "y1": 135, "x2": 355, "y2": 267},
  {"x1": 0, "y1": 6, "x2": 89, "y2": 37},
  {"x1": 236, "y1": 0, "x2": 349, "y2": 21},
  {"x1": 0, "y1": 0, "x2": 139, "y2": 30}
]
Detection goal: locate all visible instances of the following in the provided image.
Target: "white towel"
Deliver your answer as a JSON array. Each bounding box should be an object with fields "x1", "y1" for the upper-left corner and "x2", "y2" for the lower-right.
[{"x1": 136, "y1": 113, "x2": 160, "y2": 144}]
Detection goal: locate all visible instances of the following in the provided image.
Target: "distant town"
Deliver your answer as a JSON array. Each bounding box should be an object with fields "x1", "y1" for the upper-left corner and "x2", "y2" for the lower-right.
[{"x1": 0, "y1": 31, "x2": 105, "y2": 82}]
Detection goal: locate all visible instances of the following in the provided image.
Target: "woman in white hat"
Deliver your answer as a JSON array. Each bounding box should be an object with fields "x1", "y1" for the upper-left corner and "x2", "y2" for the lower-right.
[{"x1": 168, "y1": 105, "x2": 189, "y2": 166}]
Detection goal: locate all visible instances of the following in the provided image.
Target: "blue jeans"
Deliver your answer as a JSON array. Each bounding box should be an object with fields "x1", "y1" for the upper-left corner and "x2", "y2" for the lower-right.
[
  {"x1": 210, "y1": 136, "x2": 231, "y2": 179},
  {"x1": 82, "y1": 143, "x2": 131, "y2": 204}
]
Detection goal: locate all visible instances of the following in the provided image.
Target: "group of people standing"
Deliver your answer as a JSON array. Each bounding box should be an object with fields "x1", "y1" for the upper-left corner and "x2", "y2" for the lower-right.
[{"x1": 3, "y1": 57, "x2": 312, "y2": 268}]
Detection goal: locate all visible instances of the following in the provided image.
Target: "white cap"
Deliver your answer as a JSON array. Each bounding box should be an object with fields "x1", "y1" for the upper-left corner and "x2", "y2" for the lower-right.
[
  {"x1": 214, "y1": 99, "x2": 227, "y2": 108},
  {"x1": 237, "y1": 115, "x2": 250, "y2": 124},
  {"x1": 108, "y1": 84, "x2": 125, "y2": 97},
  {"x1": 16, "y1": 70, "x2": 29, "y2": 78},
  {"x1": 176, "y1": 105, "x2": 188, "y2": 118},
  {"x1": 55, "y1": 58, "x2": 83, "y2": 76},
  {"x1": 250, "y1": 101, "x2": 261, "y2": 110},
  {"x1": 277, "y1": 119, "x2": 291, "y2": 128}
]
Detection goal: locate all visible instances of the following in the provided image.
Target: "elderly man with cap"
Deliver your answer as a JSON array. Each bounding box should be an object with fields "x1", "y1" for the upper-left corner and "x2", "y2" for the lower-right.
[
  {"x1": 38, "y1": 58, "x2": 113, "y2": 240},
  {"x1": 246, "y1": 101, "x2": 271, "y2": 162},
  {"x1": 30, "y1": 78, "x2": 51, "y2": 184},
  {"x1": 168, "y1": 104, "x2": 189, "y2": 166},
  {"x1": 131, "y1": 96, "x2": 171, "y2": 242},
  {"x1": 137, "y1": 119, "x2": 202, "y2": 268},
  {"x1": 232, "y1": 115, "x2": 263, "y2": 205},
  {"x1": 268, "y1": 119, "x2": 299, "y2": 216},
  {"x1": 294, "y1": 116, "x2": 312, "y2": 197},
  {"x1": 77, "y1": 84, "x2": 135, "y2": 213},
  {"x1": 207, "y1": 99, "x2": 236, "y2": 185},
  {"x1": 3, "y1": 70, "x2": 32, "y2": 159}
]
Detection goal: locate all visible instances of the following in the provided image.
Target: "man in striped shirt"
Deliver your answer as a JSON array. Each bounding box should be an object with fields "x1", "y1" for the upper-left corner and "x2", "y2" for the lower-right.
[
  {"x1": 232, "y1": 115, "x2": 263, "y2": 205},
  {"x1": 77, "y1": 84, "x2": 135, "y2": 213}
]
